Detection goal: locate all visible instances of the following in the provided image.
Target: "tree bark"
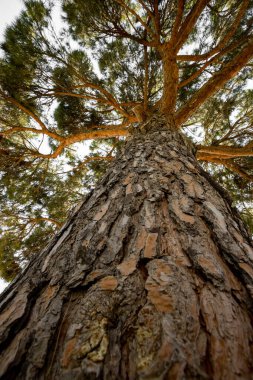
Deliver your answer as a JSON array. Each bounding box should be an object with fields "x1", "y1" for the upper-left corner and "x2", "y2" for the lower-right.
[{"x1": 0, "y1": 114, "x2": 253, "y2": 380}]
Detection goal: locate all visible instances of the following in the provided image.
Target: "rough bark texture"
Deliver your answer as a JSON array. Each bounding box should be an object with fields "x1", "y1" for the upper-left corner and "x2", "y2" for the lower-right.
[{"x1": 0, "y1": 114, "x2": 253, "y2": 380}]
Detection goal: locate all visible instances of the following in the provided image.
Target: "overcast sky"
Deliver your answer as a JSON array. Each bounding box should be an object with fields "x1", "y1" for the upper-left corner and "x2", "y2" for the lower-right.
[{"x1": 0, "y1": 0, "x2": 24, "y2": 42}]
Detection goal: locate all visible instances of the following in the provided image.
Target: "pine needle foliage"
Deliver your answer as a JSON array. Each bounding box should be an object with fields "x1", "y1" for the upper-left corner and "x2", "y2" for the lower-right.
[{"x1": 0, "y1": 0, "x2": 252, "y2": 280}]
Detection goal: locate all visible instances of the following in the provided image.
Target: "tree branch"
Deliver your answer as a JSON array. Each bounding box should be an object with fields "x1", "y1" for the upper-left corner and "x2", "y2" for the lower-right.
[
  {"x1": 143, "y1": 48, "x2": 149, "y2": 112},
  {"x1": 0, "y1": 91, "x2": 49, "y2": 132},
  {"x1": 26, "y1": 126, "x2": 130, "y2": 159},
  {"x1": 197, "y1": 156, "x2": 253, "y2": 181},
  {"x1": 177, "y1": 0, "x2": 250, "y2": 62},
  {"x1": 153, "y1": 0, "x2": 161, "y2": 42},
  {"x1": 178, "y1": 33, "x2": 251, "y2": 87},
  {"x1": 178, "y1": 37, "x2": 244, "y2": 88},
  {"x1": 0, "y1": 125, "x2": 64, "y2": 142},
  {"x1": 170, "y1": 0, "x2": 185, "y2": 44},
  {"x1": 27, "y1": 217, "x2": 63, "y2": 228},
  {"x1": 196, "y1": 144, "x2": 253, "y2": 159},
  {"x1": 46, "y1": 90, "x2": 130, "y2": 118},
  {"x1": 114, "y1": 0, "x2": 154, "y2": 37},
  {"x1": 175, "y1": 39, "x2": 253, "y2": 126},
  {"x1": 175, "y1": 0, "x2": 211, "y2": 51}
]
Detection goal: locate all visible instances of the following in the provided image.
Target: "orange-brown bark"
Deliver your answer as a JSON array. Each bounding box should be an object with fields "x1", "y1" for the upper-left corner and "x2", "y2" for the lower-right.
[
  {"x1": 197, "y1": 145, "x2": 253, "y2": 159},
  {"x1": 175, "y1": 39, "x2": 253, "y2": 126},
  {"x1": 175, "y1": 0, "x2": 211, "y2": 51},
  {"x1": 198, "y1": 156, "x2": 253, "y2": 181},
  {"x1": 160, "y1": 47, "x2": 179, "y2": 114},
  {"x1": 170, "y1": 0, "x2": 185, "y2": 44},
  {"x1": 177, "y1": 0, "x2": 249, "y2": 62},
  {"x1": 1, "y1": 2, "x2": 253, "y2": 377},
  {"x1": 0, "y1": 92, "x2": 51, "y2": 134},
  {"x1": 1, "y1": 116, "x2": 253, "y2": 379},
  {"x1": 33, "y1": 128, "x2": 129, "y2": 159}
]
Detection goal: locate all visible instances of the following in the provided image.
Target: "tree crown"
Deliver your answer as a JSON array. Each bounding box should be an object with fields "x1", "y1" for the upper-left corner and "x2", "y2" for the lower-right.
[{"x1": 0, "y1": 0, "x2": 252, "y2": 280}]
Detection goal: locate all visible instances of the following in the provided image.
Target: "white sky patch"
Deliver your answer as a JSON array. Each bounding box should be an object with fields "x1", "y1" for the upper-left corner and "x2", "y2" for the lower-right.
[
  {"x1": 0, "y1": 0, "x2": 24, "y2": 44},
  {"x1": 178, "y1": 41, "x2": 199, "y2": 56},
  {"x1": 50, "y1": 0, "x2": 63, "y2": 35},
  {"x1": 184, "y1": 124, "x2": 205, "y2": 143},
  {"x1": 0, "y1": 278, "x2": 7, "y2": 294},
  {"x1": 246, "y1": 79, "x2": 253, "y2": 90}
]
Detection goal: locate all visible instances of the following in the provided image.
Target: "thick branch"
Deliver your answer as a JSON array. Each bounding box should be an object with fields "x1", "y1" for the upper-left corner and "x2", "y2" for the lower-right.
[
  {"x1": 160, "y1": 47, "x2": 179, "y2": 114},
  {"x1": 196, "y1": 144, "x2": 253, "y2": 159},
  {"x1": 175, "y1": 40, "x2": 253, "y2": 126},
  {"x1": 0, "y1": 92, "x2": 49, "y2": 132},
  {"x1": 198, "y1": 156, "x2": 253, "y2": 181},
  {"x1": 177, "y1": 0, "x2": 250, "y2": 62},
  {"x1": 28, "y1": 217, "x2": 63, "y2": 228},
  {"x1": 0, "y1": 125, "x2": 64, "y2": 142},
  {"x1": 28, "y1": 127, "x2": 129, "y2": 159},
  {"x1": 170, "y1": 0, "x2": 185, "y2": 44},
  {"x1": 175, "y1": 0, "x2": 211, "y2": 51}
]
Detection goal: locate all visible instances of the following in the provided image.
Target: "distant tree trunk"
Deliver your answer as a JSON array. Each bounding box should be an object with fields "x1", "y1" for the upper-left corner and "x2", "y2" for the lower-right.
[{"x1": 0, "y1": 114, "x2": 253, "y2": 380}]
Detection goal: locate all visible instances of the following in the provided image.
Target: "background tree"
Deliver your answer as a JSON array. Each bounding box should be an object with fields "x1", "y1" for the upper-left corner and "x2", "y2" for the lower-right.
[{"x1": 0, "y1": 1, "x2": 253, "y2": 378}]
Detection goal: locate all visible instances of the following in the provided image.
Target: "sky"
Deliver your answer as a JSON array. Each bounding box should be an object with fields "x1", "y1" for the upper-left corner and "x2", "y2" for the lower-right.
[
  {"x1": 0, "y1": 0, "x2": 25, "y2": 293},
  {"x1": 0, "y1": 0, "x2": 24, "y2": 42}
]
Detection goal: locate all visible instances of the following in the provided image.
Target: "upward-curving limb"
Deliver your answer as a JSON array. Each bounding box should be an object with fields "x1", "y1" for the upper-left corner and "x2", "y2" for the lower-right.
[{"x1": 175, "y1": 39, "x2": 253, "y2": 126}]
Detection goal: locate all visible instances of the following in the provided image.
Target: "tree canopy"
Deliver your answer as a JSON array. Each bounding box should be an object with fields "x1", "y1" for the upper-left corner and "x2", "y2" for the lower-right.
[{"x1": 0, "y1": 0, "x2": 252, "y2": 281}]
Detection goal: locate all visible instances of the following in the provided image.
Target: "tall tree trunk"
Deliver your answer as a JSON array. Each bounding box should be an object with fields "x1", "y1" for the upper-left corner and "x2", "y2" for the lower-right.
[{"x1": 0, "y1": 114, "x2": 253, "y2": 380}]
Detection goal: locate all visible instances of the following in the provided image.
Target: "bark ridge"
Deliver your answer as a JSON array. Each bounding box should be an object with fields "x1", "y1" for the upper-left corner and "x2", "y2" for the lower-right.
[{"x1": 0, "y1": 116, "x2": 253, "y2": 379}]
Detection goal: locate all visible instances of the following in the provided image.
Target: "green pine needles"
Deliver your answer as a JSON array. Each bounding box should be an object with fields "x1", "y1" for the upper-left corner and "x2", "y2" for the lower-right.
[{"x1": 0, "y1": 0, "x2": 252, "y2": 281}]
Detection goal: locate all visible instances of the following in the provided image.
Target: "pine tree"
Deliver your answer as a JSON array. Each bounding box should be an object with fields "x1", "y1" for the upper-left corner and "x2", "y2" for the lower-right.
[{"x1": 0, "y1": 0, "x2": 253, "y2": 378}]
